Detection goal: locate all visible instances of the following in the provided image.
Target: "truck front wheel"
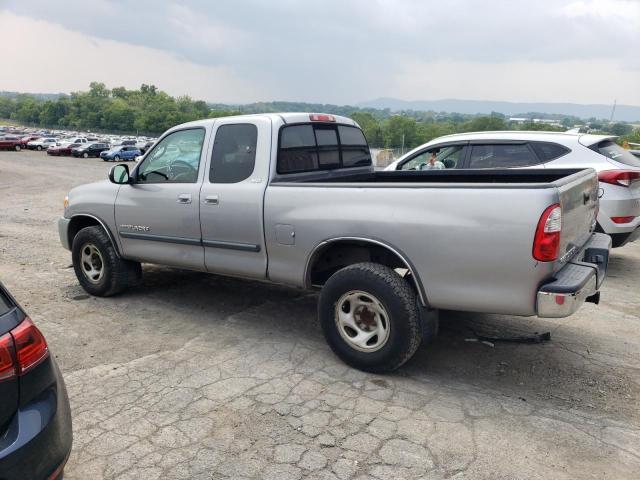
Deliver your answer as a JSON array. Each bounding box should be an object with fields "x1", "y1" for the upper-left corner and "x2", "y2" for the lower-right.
[
  {"x1": 72, "y1": 226, "x2": 141, "y2": 297},
  {"x1": 318, "y1": 262, "x2": 422, "y2": 372}
]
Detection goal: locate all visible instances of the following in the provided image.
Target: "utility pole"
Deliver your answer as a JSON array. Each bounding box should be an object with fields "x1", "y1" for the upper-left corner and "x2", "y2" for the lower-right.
[
  {"x1": 609, "y1": 99, "x2": 617, "y2": 123},
  {"x1": 401, "y1": 133, "x2": 405, "y2": 156}
]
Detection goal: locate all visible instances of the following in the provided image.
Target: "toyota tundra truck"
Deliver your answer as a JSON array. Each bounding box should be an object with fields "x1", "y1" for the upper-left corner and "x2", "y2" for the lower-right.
[{"x1": 59, "y1": 113, "x2": 610, "y2": 372}]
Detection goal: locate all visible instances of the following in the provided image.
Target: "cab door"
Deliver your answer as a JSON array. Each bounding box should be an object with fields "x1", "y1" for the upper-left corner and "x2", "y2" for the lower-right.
[
  {"x1": 114, "y1": 127, "x2": 208, "y2": 270},
  {"x1": 199, "y1": 117, "x2": 271, "y2": 279}
]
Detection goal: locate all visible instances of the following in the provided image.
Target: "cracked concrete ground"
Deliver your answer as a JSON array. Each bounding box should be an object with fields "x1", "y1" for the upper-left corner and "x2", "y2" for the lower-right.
[{"x1": 1, "y1": 150, "x2": 639, "y2": 479}]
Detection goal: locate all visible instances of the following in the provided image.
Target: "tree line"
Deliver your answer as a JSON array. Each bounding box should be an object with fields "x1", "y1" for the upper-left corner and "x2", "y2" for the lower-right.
[{"x1": 1, "y1": 82, "x2": 638, "y2": 148}]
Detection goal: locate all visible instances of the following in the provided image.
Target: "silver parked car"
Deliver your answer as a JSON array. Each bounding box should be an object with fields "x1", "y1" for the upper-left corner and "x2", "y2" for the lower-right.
[{"x1": 386, "y1": 132, "x2": 640, "y2": 247}]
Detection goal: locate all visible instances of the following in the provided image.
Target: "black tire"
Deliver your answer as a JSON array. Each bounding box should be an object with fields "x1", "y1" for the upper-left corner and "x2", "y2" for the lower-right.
[
  {"x1": 318, "y1": 262, "x2": 422, "y2": 373},
  {"x1": 114, "y1": 155, "x2": 120, "y2": 162},
  {"x1": 72, "y1": 226, "x2": 141, "y2": 297},
  {"x1": 83, "y1": 152, "x2": 89, "y2": 158},
  {"x1": 14, "y1": 144, "x2": 21, "y2": 152},
  {"x1": 37, "y1": 145, "x2": 42, "y2": 151}
]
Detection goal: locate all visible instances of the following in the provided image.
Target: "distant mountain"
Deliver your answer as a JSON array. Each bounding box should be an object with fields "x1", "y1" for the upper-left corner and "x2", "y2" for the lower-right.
[
  {"x1": 0, "y1": 91, "x2": 66, "y2": 101},
  {"x1": 357, "y1": 98, "x2": 640, "y2": 122}
]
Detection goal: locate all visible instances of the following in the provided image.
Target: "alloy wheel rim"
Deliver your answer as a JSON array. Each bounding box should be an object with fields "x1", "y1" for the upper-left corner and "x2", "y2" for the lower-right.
[{"x1": 80, "y1": 243, "x2": 104, "y2": 284}]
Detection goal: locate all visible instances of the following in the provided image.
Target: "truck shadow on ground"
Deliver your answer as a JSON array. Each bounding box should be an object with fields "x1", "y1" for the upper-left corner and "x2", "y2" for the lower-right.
[{"x1": 111, "y1": 257, "x2": 637, "y2": 421}]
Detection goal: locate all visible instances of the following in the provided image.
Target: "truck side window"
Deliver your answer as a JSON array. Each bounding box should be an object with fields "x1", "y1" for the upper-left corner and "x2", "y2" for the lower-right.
[
  {"x1": 137, "y1": 128, "x2": 205, "y2": 183},
  {"x1": 468, "y1": 144, "x2": 538, "y2": 168},
  {"x1": 210, "y1": 124, "x2": 258, "y2": 183}
]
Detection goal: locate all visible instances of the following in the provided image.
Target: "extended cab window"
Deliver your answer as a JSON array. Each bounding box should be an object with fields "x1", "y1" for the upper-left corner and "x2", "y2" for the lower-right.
[
  {"x1": 210, "y1": 124, "x2": 258, "y2": 183},
  {"x1": 137, "y1": 128, "x2": 205, "y2": 184},
  {"x1": 468, "y1": 144, "x2": 538, "y2": 168},
  {"x1": 277, "y1": 124, "x2": 371, "y2": 174}
]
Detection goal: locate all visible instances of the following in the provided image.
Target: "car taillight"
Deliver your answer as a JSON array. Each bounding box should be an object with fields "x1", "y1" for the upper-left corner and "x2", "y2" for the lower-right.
[
  {"x1": 598, "y1": 170, "x2": 640, "y2": 187},
  {"x1": 611, "y1": 216, "x2": 637, "y2": 224},
  {"x1": 11, "y1": 318, "x2": 49, "y2": 375},
  {"x1": 533, "y1": 204, "x2": 562, "y2": 262},
  {"x1": 0, "y1": 317, "x2": 50, "y2": 383},
  {"x1": 0, "y1": 333, "x2": 16, "y2": 382}
]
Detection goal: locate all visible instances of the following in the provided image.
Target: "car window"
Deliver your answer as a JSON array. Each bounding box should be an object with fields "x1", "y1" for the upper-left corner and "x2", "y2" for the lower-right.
[
  {"x1": 530, "y1": 142, "x2": 570, "y2": 162},
  {"x1": 591, "y1": 140, "x2": 640, "y2": 168},
  {"x1": 210, "y1": 124, "x2": 258, "y2": 183},
  {"x1": 137, "y1": 128, "x2": 205, "y2": 184},
  {"x1": 0, "y1": 289, "x2": 14, "y2": 316},
  {"x1": 315, "y1": 126, "x2": 340, "y2": 169},
  {"x1": 468, "y1": 144, "x2": 538, "y2": 168},
  {"x1": 400, "y1": 145, "x2": 464, "y2": 170}
]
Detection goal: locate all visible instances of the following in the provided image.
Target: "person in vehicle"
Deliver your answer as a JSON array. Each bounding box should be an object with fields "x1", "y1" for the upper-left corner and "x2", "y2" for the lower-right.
[{"x1": 421, "y1": 150, "x2": 445, "y2": 170}]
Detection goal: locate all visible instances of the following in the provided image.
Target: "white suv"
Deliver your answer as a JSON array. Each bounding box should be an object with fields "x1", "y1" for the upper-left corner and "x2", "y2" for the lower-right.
[{"x1": 386, "y1": 131, "x2": 640, "y2": 247}]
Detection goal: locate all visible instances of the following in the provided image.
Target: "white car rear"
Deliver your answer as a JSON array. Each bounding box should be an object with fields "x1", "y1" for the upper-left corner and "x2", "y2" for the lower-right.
[{"x1": 386, "y1": 132, "x2": 640, "y2": 247}]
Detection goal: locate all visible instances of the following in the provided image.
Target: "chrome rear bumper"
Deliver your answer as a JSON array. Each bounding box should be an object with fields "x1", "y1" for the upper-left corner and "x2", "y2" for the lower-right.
[{"x1": 537, "y1": 233, "x2": 610, "y2": 318}]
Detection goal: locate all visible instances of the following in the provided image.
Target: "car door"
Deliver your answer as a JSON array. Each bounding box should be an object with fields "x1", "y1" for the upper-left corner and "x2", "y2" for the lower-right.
[
  {"x1": 114, "y1": 127, "x2": 209, "y2": 270},
  {"x1": 199, "y1": 117, "x2": 271, "y2": 279},
  {"x1": 463, "y1": 142, "x2": 543, "y2": 169}
]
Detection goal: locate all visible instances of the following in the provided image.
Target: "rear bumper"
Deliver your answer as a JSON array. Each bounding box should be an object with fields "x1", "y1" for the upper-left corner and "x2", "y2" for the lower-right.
[
  {"x1": 537, "y1": 232, "x2": 611, "y2": 318},
  {"x1": 0, "y1": 358, "x2": 73, "y2": 480}
]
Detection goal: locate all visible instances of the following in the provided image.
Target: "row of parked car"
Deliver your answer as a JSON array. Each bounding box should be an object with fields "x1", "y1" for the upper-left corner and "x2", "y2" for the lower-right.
[{"x1": 0, "y1": 128, "x2": 156, "y2": 162}]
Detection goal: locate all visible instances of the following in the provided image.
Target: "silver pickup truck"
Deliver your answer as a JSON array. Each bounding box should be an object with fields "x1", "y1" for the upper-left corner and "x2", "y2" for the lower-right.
[{"x1": 59, "y1": 113, "x2": 610, "y2": 371}]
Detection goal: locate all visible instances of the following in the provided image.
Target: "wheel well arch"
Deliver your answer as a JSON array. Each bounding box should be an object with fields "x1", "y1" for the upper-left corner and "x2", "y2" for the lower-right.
[
  {"x1": 305, "y1": 238, "x2": 428, "y2": 306},
  {"x1": 68, "y1": 215, "x2": 120, "y2": 256}
]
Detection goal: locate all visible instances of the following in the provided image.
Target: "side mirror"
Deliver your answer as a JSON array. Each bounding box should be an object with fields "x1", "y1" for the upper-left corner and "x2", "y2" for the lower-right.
[{"x1": 109, "y1": 164, "x2": 130, "y2": 184}]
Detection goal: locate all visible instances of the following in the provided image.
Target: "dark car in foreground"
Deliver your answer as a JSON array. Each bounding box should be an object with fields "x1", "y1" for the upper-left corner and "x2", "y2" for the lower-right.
[
  {"x1": 72, "y1": 142, "x2": 110, "y2": 158},
  {"x1": 0, "y1": 282, "x2": 72, "y2": 480}
]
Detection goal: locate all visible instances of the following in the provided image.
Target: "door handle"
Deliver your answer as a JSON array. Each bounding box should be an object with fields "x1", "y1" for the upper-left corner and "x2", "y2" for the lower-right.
[
  {"x1": 204, "y1": 195, "x2": 219, "y2": 205},
  {"x1": 177, "y1": 193, "x2": 192, "y2": 204}
]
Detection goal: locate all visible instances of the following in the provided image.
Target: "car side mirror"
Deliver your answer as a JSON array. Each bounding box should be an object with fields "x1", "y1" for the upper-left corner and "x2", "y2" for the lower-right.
[{"x1": 109, "y1": 164, "x2": 130, "y2": 184}]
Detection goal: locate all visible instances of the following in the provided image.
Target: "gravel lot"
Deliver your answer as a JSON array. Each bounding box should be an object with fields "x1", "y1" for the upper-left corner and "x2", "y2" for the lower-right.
[{"x1": 1, "y1": 149, "x2": 639, "y2": 479}]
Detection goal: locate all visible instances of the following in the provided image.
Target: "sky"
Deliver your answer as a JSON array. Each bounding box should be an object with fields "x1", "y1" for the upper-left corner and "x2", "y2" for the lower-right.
[{"x1": 0, "y1": 0, "x2": 639, "y2": 106}]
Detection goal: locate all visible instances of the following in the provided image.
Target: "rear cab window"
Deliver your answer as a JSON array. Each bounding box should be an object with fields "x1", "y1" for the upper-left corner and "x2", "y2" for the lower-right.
[
  {"x1": 591, "y1": 140, "x2": 640, "y2": 168},
  {"x1": 277, "y1": 123, "x2": 371, "y2": 174}
]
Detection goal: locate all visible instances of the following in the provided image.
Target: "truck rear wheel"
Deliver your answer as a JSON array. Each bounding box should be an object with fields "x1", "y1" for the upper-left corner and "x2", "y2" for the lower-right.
[
  {"x1": 72, "y1": 226, "x2": 141, "y2": 297},
  {"x1": 318, "y1": 262, "x2": 422, "y2": 372}
]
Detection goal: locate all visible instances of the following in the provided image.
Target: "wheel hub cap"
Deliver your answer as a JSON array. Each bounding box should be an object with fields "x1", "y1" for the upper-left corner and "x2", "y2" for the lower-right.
[{"x1": 335, "y1": 291, "x2": 390, "y2": 352}]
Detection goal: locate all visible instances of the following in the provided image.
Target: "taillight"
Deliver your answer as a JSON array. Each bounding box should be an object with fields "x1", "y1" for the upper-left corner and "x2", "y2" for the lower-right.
[
  {"x1": 598, "y1": 170, "x2": 640, "y2": 187},
  {"x1": 0, "y1": 333, "x2": 16, "y2": 382},
  {"x1": 0, "y1": 318, "x2": 49, "y2": 383},
  {"x1": 533, "y1": 204, "x2": 562, "y2": 262},
  {"x1": 11, "y1": 318, "x2": 49, "y2": 375},
  {"x1": 309, "y1": 114, "x2": 336, "y2": 122},
  {"x1": 611, "y1": 216, "x2": 637, "y2": 224}
]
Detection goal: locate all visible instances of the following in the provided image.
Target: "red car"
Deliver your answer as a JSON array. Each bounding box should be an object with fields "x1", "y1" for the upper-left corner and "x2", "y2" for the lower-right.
[
  {"x1": 19, "y1": 135, "x2": 40, "y2": 148},
  {"x1": 0, "y1": 136, "x2": 22, "y2": 151},
  {"x1": 47, "y1": 143, "x2": 77, "y2": 156}
]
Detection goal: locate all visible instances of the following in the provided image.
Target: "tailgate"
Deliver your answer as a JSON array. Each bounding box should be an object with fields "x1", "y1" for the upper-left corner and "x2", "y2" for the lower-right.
[{"x1": 554, "y1": 169, "x2": 599, "y2": 269}]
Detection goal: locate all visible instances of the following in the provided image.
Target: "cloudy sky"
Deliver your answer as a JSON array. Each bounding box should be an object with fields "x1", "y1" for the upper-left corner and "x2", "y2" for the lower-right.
[{"x1": 0, "y1": 0, "x2": 638, "y2": 105}]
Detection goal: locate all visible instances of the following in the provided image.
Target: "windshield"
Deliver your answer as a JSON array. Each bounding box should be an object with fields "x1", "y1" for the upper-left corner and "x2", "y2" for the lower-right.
[{"x1": 593, "y1": 140, "x2": 640, "y2": 168}]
